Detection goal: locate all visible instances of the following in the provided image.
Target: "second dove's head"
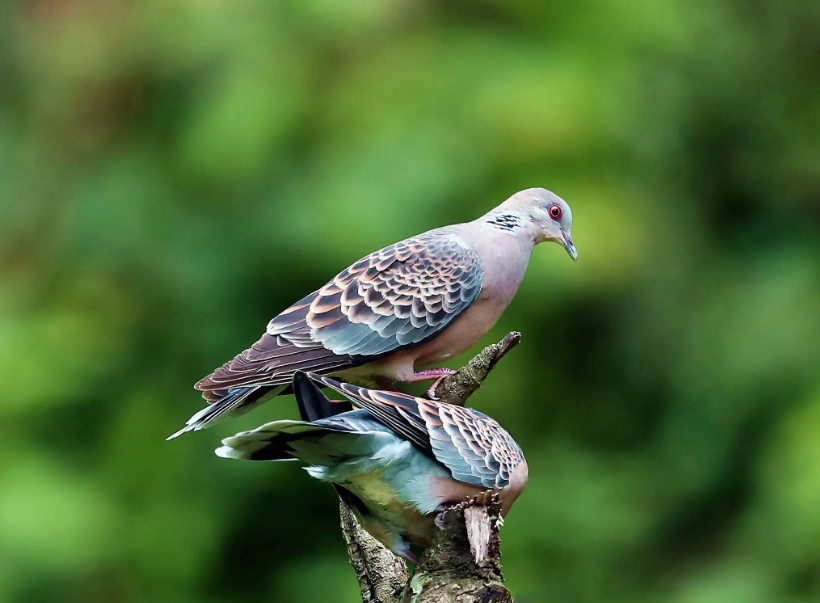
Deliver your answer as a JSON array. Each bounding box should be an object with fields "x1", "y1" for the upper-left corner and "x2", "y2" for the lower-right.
[{"x1": 493, "y1": 188, "x2": 577, "y2": 260}]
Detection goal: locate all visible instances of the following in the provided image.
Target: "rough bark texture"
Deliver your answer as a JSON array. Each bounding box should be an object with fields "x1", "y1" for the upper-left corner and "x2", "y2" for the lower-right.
[
  {"x1": 339, "y1": 332, "x2": 522, "y2": 603},
  {"x1": 401, "y1": 494, "x2": 511, "y2": 603},
  {"x1": 340, "y1": 501, "x2": 409, "y2": 603}
]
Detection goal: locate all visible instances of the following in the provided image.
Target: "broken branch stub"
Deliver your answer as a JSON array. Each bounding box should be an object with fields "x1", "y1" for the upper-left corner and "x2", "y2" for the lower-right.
[{"x1": 401, "y1": 493, "x2": 511, "y2": 603}]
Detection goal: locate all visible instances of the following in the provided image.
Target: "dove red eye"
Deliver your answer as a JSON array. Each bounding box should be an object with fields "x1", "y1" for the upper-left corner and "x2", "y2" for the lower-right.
[{"x1": 548, "y1": 204, "x2": 562, "y2": 220}]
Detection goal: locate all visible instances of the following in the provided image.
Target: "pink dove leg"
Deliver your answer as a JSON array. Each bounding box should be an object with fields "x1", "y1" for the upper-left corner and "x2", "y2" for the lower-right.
[{"x1": 402, "y1": 368, "x2": 457, "y2": 399}]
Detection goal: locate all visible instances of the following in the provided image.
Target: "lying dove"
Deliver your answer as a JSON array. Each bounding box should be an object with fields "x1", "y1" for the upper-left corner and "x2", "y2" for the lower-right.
[
  {"x1": 216, "y1": 372, "x2": 528, "y2": 562},
  {"x1": 169, "y1": 187, "x2": 576, "y2": 439}
]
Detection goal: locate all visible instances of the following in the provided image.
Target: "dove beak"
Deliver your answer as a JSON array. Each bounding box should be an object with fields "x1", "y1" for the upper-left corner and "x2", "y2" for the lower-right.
[{"x1": 561, "y1": 230, "x2": 578, "y2": 261}]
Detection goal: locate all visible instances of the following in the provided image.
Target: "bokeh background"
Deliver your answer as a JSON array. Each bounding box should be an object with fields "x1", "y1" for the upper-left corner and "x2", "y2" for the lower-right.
[{"x1": 2, "y1": 1, "x2": 820, "y2": 602}]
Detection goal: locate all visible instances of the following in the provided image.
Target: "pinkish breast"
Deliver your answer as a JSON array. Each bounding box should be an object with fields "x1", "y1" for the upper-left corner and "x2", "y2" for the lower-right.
[
  {"x1": 409, "y1": 299, "x2": 512, "y2": 365},
  {"x1": 428, "y1": 459, "x2": 528, "y2": 519},
  {"x1": 342, "y1": 225, "x2": 535, "y2": 382}
]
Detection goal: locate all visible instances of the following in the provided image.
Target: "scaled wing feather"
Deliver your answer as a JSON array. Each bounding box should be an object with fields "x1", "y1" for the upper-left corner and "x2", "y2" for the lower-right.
[
  {"x1": 195, "y1": 232, "x2": 483, "y2": 398},
  {"x1": 306, "y1": 373, "x2": 524, "y2": 490}
]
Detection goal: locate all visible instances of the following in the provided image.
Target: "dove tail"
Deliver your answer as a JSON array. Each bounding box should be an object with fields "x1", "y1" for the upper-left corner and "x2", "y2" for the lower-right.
[
  {"x1": 214, "y1": 420, "x2": 350, "y2": 462},
  {"x1": 215, "y1": 421, "x2": 308, "y2": 460},
  {"x1": 167, "y1": 384, "x2": 286, "y2": 440},
  {"x1": 293, "y1": 371, "x2": 353, "y2": 422}
]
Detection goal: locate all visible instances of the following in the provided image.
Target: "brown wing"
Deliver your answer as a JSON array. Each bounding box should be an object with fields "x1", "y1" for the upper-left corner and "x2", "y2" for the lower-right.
[
  {"x1": 420, "y1": 403, "x2": 524, "y2": 490},
  {"x1": 195, "y1": 231, "x2": 483, "y2": 396},
  {"x1": 306, "y1": 373, "x2": 525, "y2": 490}
]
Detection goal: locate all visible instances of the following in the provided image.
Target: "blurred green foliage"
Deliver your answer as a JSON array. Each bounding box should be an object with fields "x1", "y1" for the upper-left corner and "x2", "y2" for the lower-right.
[{"x1": 1, "y1": 1, "x2": 819, "y2": 602}]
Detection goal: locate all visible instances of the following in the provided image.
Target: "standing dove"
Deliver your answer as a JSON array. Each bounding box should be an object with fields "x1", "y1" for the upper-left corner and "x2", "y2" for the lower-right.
[
  {"x1": 169, "y1": 187, "x2": 576, "y2": 438},
  {"x1": 216, "y1": 372, "x2": 529, "y2": 562}
]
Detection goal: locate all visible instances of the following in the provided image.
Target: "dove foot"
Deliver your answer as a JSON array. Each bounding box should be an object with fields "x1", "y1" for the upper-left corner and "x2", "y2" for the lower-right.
[
  {"x1": 434, "y1": 502, "x2": 463, "y2": 528},
  {"x1": 391, "y1": 536, "x2": 419, "y2": 564},
  {"x1": 402, "y1": 368, "x2": 457, "y2": 399}
]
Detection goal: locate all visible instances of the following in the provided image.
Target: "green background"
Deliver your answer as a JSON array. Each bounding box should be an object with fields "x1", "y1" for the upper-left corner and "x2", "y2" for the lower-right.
[{"x1": 2, "y1": 1, "x2": 819, "y2": 602}]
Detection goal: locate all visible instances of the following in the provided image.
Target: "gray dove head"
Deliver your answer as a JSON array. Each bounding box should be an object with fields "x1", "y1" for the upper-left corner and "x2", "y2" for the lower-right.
[{"x1": 496, "y1": 188, "x2": 577, "y2": 260}]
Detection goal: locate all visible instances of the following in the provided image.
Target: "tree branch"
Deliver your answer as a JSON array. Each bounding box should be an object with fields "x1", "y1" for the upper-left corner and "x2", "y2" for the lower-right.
[
  {"x1": 340, "y1": 501, "x2": 409, "y2": 603},
  {"x1": 431, "y1": 331, "x2": 521, "y2": 406},
  {"x1": 338, "y1": 332, "x2": 522, "y2": 603},
  {"x1": 401, "y1": 493, "x2": 511, "y2": 603}
]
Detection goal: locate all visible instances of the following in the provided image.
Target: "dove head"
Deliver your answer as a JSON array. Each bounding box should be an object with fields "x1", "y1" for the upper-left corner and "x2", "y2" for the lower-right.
[{"x1": 493, "y1": 188, "x2": 577, "y2": 260}]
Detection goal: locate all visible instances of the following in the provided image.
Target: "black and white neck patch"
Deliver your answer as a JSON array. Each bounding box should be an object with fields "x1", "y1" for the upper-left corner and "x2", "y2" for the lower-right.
[{"x1": 485, "y1": 213, "x2": 524, "y2": 232}]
